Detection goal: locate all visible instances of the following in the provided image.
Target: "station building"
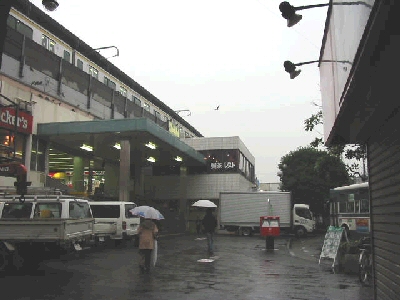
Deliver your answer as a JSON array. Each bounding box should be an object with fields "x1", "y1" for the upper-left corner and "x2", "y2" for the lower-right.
[{"x1": 0, "y1": 0, "x2": 256, "y2": 231}]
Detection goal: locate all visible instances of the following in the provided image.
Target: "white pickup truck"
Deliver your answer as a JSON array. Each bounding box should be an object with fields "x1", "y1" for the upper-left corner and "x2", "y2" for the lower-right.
[{"x1": 0, "y1": 193, "x2": 94, "y2": 272}]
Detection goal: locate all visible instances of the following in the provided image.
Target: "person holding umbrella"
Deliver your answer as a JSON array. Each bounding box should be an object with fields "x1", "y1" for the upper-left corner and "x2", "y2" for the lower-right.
[
  {"x1": 192, "y1": 200, "x2": 218, "y2": 257},
  {"x1": 137, "y1": 217, "x2": 158, "y2": 274},
  {"x1": 202, "y1": 208, "x2": 217, "y2": 257}
]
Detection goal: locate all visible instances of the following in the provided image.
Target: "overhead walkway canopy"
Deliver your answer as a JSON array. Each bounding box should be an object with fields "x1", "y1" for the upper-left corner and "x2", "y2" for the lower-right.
[{"x1": 37, "y1": 118, "x2": 206, "y2": 167}]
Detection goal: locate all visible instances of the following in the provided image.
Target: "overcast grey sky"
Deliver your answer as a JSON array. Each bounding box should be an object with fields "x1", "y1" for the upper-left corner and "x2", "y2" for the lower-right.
[{"x1": 30, "y1": 0, "x2": 327, "y2": 183}]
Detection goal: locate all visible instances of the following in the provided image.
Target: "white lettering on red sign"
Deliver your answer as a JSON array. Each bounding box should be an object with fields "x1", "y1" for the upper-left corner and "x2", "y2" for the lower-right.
[{"x1": 0, "y1": 110, "x2": 28, "y2": 130}]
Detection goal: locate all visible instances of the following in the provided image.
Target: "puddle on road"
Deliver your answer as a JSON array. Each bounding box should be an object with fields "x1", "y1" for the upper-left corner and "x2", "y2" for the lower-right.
[{"x1": 338, "y1": 284, "x2": 349, "y2": 289}]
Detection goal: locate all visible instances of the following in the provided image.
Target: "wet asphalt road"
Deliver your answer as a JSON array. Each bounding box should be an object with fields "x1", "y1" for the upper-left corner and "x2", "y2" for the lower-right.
[{"x1": 0, "y1": 234, "x2": 373, "y2": 300}]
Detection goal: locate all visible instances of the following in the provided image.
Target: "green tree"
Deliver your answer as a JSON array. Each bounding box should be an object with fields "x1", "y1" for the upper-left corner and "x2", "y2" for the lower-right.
[
  {"x1": 304, "y1": 106, "x2": 367, "y2": 177},
  {"x1": 278, "y1": 147, "x2": 350, "y2": 215}
]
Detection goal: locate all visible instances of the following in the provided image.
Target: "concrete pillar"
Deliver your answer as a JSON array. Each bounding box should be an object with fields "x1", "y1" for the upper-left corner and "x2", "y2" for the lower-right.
[
  {"x1": 179, "y1": 165, "x2": 188, "y2": 231},
  {"x1": 119, "y1": 140, "x2": 130, "y2": 202},
  {"x1": 87, "y1": 159, "x2": 93, "y2": 194},
  {"x1": 131, "y1": 147, "x2": 144, "y2": 204},
  {"x1": 24, "y1": 134, "x2": 32, "y2": 174},
  {"x1": 104, "y1": 162, "x2": 119, "y2": 197},
  {"x1": 72, "y1": 156, "x2": 84, "y2": 192}
]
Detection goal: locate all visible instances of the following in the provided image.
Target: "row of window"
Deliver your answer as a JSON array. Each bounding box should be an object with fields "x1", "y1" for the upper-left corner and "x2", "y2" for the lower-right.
[
  {"x1": 8, "y1": 13, "x2": 194, "y2": 135},
  {"x1": 152, "y1": 149, "x2": 256, "y2": 183}
]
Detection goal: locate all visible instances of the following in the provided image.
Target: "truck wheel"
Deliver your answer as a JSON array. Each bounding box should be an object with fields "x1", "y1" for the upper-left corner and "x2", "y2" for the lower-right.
[
  {"x1": 241, "y1": 228, "x2": 252, "y2": 236},
  {"x1": 295, "y1": 226, "x2": 307, "y2": 238},
  {"x1": 0, "y1": 245, "x2": 9, "y2": 272}
]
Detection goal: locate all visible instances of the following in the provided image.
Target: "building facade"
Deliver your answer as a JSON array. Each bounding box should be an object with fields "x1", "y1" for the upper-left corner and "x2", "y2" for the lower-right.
[
  {"x1": 319, "y1": 1, "x2": 399, "y2": 298},
  {"x1": 0, "y1": 1, "x2": 256, "y2": 233}
]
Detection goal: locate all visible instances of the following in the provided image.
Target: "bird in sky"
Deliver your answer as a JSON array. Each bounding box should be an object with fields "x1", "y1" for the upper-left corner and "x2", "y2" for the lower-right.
[{"x1": 215, "y1": 105, "x2": 220, "y2": 110}]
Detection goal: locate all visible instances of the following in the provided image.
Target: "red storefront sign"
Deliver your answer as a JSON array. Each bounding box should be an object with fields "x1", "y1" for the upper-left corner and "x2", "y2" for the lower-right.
[{"x1": 0, "y1": 107, "x2": 33, "y2": 134}]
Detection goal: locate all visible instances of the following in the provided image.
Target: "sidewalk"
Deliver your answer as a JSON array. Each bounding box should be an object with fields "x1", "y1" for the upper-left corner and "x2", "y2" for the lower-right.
[{"x1": 288, "y1": 233, "x2": 361, "y2": 274}]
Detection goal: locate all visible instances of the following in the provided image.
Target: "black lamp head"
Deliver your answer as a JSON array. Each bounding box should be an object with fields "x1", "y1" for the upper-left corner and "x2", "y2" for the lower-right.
[
  {"x1": 42, "y1": 0, "x2": 59, "y2": 11},
  {"x1": 279, "y1": 1, "x2": 303, "y2": 27},
  {"x1": 284, "y1": 61, "x2": 301, "y2": 79}
]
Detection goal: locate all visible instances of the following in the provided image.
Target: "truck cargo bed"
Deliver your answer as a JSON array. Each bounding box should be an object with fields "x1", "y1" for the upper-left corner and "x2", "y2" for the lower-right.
[
  {"x1": 0, "y1": 218, "x2": 94, "y2": 242},
  {"x1": 220, "y1": 192, "x2": 292, "y2": 228}
]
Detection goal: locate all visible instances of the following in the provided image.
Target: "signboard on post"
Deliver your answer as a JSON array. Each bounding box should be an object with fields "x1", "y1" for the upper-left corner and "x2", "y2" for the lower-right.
[{"x1": 319, "y1": 226, "x2": 348, "y2": 272}]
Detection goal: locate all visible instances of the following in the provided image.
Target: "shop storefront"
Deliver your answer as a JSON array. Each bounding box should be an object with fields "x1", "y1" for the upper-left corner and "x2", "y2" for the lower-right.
[{"x1": 0, "y1": 106, "x2": 33, "y2": 163}]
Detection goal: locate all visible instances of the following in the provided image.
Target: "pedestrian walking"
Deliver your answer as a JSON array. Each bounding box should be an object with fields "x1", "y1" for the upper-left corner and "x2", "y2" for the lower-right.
[
  {"x1": 202, "y1": 208, "x2": 217, "y2": 256},
  {"x1": 138, "y1": 217, "x2": 158, "y2": 274},
  {"x1": 196, "y1": 216, "x2": 202, "y2": 235}
]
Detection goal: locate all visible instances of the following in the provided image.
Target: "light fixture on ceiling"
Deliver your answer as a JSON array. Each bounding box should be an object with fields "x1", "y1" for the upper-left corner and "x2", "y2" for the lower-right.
[
  {"x1": 147, "y1": 157, "x2": 156, "y2": 163},
  {"x1": 42, "y1": 0, "x2": 59, "y2": 11},
  {"x1": 145, "y1": 142, "x2": 157, "y2": 150},
  {"x1": 175, "y1": 156, "x2": 183, "y2": 162},
  {"x1": 113, "y1": 143, "x2": 121, "y2": 150},
  {"x1": 80, "y1": 144, "x2": 93, "y2": 152}
]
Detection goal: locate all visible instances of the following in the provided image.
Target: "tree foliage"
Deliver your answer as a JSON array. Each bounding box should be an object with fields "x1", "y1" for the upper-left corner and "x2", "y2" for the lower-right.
[
  {"x1": 278, "y1": 147, "x2": 350, "y2": 215},
  {"x1": 304, "y1": 108, "x2": 367, "y2": 176}
]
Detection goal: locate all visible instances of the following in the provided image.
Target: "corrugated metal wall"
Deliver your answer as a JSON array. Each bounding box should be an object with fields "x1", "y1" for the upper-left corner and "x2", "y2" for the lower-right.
[{"x1": 368, "y1": 112, "x2": 400, "y2": 300}]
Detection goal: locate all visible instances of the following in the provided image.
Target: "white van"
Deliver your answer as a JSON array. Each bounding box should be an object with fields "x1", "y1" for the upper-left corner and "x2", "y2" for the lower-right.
[{"x1": 89, "y1": 201, "x2": 140, "y2": 245}]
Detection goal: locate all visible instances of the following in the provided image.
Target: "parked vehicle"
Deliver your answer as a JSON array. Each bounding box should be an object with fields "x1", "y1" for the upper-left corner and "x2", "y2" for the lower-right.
[
  {"x1": 329, "y1": 182, "x2": 370, "y2": 236},
  {"x1": 358, "y1": 236, "x2": 372, "y2": 286},
  {"x1": 88, "y1": 201, "x2": 140, "y2": 246},
  {"x1": 219, "y1": 191, "x2": 315, "y2": 237},
  {"x1": 0, "y1": 192, "x2": 94, "y2": 272}
]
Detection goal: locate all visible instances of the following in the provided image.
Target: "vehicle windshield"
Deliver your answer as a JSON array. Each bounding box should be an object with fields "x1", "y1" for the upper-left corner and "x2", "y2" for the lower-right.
[
  {"x1": 1, "y1": 203, "x2": 33, "y2": 218},
  {"x1": 295, "y1": 207, "x2": 313, "y2": 220},
  {"x1": 69, "y1": 201, "x2": 92, "y2": 219}
]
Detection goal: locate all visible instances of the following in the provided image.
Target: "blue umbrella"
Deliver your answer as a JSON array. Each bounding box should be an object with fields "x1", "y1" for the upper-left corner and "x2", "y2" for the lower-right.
[{"x1": 129, "y1": 206, "x2": 165, "y2": 220}]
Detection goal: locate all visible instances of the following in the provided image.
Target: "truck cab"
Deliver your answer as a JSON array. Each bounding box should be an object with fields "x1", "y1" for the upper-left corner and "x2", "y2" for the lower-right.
[{"x1": 293, "y1": 204, "x2": 315, "y2": 237}]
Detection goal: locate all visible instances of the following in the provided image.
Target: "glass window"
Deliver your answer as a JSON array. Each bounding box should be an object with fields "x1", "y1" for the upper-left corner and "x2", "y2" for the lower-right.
[
  {"x1": 295, "y1": 207, "x2": 312, "y2": 220},
  {"x1": 89, "y1": 66, "x2": 98, "y2": 79},
  {"x1": 69, "y1": 202, "x2": 92, "y2": 219},
  {"x1": 63, "y1": 50, "x2": 71, "y2": 63},
  {"x1": 1, "y1": 203, "x2": 33, "y2": 218},
  {"x1": 42, "y1": 35, "x2": 55, "y2": 52},
  {"x1": 346, "y1": 201, "x2": 355, "y2": 213},
  {"x1": 154, "y1": 110, "x2": 161, "y2": 119},
  {"x1": 339, "y1": 202, "x2": 347, "y2": 213},
  {"x1": 143, "y1": 103, "x2": 150, "y2": 111},
  {"x1": 104, "y1": 77, "x2": 116, "y2": 90},
  {"x1": 224, "y1": 150, "x2": 238, "y2": 171},
  {"x1": 120, "y1": 86, "x2": 127, "y2": 97},
  {"x1": 16, "y1": 20, "x2": 33, "y2": 39},
  {"x1": 7, "y1": 15, "x2": 16, "y2": 29},
  {"x1": 355, "y1": 200, "x2": 360, "y2": 214},
  {"x1": 132, "y1": 96, "x2": 141, "y2": 106},
  {"x1": 77, "y1": 59, "x2": 84, "y2": 70},
  {"x1": 34, "y1": 203, "x2": 61, "y2": 218},
  {"x1": 360, "y1": 198, "x2": 370, "y2": 213},
  {"x1": 7, "y1": 15, "x2": 33, "y2": 39},
  {"x1": 91, "y1": 205, "x2": 120, "y2": 218}
]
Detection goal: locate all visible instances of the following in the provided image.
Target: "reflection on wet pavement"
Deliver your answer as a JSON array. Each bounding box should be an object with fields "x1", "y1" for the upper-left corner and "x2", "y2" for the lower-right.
[{"x1": 0, "y1": 235, "x2": 373, "y2": 300}]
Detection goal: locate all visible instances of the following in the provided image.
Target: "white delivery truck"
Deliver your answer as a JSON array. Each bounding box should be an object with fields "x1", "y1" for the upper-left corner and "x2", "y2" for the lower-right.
[{"x1": 219, "y1": 191, "x2": 315, "y2": 237}]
